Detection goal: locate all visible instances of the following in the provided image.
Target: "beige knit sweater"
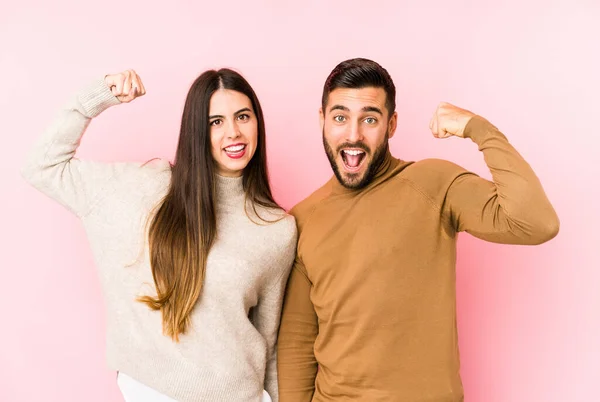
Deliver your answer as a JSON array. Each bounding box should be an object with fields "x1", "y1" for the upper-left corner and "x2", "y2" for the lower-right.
[{"x1": 21, "y1": 78, "x2": 297, "y2": 402}]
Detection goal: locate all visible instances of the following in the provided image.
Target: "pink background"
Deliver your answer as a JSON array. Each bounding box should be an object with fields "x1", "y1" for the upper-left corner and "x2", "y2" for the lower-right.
[{"x1": 2, "y1": 1, "x2": 598, "y2": 401}]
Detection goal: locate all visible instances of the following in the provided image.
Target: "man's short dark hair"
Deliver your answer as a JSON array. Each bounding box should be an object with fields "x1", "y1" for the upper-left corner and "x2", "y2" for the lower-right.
[{"x1": 321, "y1": 58, "x2": 396, "y2": 116}]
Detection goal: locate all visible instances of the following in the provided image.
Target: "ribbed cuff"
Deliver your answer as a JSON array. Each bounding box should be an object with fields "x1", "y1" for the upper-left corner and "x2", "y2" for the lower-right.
[
  {"x1": 78, "y1": 77, "x2": 121, "y2": 118},
  {"x1": 463, "y1": 115, "x2": 501, "y2": 144}
]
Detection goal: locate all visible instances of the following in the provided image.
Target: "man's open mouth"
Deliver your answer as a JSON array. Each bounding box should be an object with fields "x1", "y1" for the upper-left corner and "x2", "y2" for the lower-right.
[{"x1": 341, "y1": 148, "x2": 367, "y2": 172}]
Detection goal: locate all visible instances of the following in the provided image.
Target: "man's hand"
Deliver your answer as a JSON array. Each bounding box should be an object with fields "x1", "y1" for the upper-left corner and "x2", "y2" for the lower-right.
[
  {"x1": 104, "y1": 69, "x2": 146, "y2": 103},
  {"x1": 429, "y1": 102, "x2": 475, "y2": 139}
]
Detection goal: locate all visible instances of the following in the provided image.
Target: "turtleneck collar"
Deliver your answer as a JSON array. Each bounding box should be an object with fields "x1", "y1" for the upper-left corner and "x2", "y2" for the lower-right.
[{"x1": 215, "y1": 174, "x2": 245, "y2": 203}]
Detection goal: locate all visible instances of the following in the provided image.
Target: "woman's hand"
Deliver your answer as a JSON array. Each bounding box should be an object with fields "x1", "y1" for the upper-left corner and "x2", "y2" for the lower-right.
[{"x1": 105, "y1": 69, "x2": 146, "y2": 103}]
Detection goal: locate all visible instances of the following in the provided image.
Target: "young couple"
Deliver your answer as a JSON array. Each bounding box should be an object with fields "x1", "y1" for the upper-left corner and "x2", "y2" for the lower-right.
[{"x1": 22, "y1": 58, "x2": 558, "y2": 402}]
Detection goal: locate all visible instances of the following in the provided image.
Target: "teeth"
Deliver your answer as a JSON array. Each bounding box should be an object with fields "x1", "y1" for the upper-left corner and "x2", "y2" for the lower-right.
[
  {"x1": 343, "y1": 149, "x2": 365, "y2": 156},
  {"x1": 225, "y1": 145, "x2": 245, "y2": 152}
]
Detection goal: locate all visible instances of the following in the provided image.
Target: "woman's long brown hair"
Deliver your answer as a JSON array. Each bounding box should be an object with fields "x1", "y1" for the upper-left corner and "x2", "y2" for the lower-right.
[{"x1": 138, "y1": 69, "x2": 280, "y2": 341}]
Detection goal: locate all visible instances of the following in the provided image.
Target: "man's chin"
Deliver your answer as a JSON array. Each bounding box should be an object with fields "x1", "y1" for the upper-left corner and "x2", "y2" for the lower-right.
[{"x1": 336, "y1": 166, "x2": 367, "y2": 189}]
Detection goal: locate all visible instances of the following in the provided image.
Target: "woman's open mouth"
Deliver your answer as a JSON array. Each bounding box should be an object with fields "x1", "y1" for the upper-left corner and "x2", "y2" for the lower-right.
[{"x1": 224, "y1": 144, "x2": 247, "y2": 159}]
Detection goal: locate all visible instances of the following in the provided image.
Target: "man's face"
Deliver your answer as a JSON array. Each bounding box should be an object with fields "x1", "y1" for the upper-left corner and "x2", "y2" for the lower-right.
[{"x1": 321, "y1": 87, "x2": 397, "y2": 189}]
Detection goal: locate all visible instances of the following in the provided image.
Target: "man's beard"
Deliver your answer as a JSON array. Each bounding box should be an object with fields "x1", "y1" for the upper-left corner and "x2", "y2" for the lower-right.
[{"x1": 323, "y1": 129, "x2": 389, "y2": 190}]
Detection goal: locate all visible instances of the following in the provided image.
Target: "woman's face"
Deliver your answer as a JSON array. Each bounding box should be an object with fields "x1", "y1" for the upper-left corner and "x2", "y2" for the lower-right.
[{"x1": 208, "y1": 89, "x2": 258, "y2": 177}]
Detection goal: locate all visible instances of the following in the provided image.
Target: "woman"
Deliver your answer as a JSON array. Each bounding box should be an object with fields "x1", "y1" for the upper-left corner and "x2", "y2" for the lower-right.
[{"x1": 21, "y1": 69, "x2": 297, "y2": 402}]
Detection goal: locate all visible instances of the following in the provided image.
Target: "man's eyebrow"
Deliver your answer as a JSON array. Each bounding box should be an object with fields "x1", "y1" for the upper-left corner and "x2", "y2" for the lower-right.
[
  {"x1": 362, "y1": 106, "x2": 383, "y2": 115},
  {"x1": 328, "y1": 105, "x2": 384, "y2": 115},
  {"x1": 329, "y1": 104, "x2": 350, "y2": 113}
]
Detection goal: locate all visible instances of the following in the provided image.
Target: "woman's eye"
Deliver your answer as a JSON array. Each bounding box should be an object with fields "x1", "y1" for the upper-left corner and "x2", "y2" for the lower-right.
[
  {"x1": 210, "y1": 119, "x2": 222, "y2": 126},
  {"x1": 238, "y1": 114, "x2": 250, "y2": 121}
]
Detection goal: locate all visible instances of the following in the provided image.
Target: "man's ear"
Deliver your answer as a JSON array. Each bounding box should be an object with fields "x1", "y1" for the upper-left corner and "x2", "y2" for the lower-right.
[
  {"x1": 319, "y1": 107, "x2": 325, "y2": 131},
  {"x1": 388, "y1": 111, "x2": 398, "y2": 139}
]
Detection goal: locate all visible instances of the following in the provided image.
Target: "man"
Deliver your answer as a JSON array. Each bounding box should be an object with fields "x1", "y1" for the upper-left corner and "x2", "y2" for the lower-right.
[{"x1": 276, "y1": 58, "x2": 559, "y2": 401}]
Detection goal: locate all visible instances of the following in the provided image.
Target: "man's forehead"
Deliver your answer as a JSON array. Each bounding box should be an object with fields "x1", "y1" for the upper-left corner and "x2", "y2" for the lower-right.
[{"x1": 327, "y1": 87, "x2": 386, "y2": 110}]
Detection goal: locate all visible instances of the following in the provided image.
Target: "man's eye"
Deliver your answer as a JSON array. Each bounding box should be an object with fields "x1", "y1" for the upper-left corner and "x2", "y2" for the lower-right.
[
  {"x1": 334, "y1": 115, "x2": 346, "y2": 122},
  {"x1": 365, "y1": 117, "x2": 377, "y2": 124}
]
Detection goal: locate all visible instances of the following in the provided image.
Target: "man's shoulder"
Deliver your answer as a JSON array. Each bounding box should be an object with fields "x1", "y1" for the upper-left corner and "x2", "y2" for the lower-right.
[
  {"x1": 399, "y1": 156, "x2": 472, "y2": 180},
  {"x1": 398, "y1": 157, "x2": 473, "y2": 201},
  {"x1": 289, "y1": 178, "x2": 334, "y2": 227}
]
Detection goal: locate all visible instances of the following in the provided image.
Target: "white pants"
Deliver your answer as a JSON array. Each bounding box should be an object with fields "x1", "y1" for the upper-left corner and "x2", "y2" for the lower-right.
[{"x1": 117, "y1": 372, "x2": 272, "y2": 402}]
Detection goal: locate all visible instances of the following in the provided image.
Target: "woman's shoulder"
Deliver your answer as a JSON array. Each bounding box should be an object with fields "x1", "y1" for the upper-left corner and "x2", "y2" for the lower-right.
[
  {"x1": 252, "y1": 205, "x2": 297, "y2": 243},
  {"x1": 274, "y1": 212, "x2": 297, "y2": 238},
  {"x1": 111, "y1": 158, "x2": 172, "y2": 187},
  {"x1": 252, "y1": 203, "x2": 295, "y2": 223},
  {"x1": 136, "y1": 158, "x2": 172, "y2": 176},
  {"x1": 99, "y1": 158, "x2": 171, "y2": 206}
]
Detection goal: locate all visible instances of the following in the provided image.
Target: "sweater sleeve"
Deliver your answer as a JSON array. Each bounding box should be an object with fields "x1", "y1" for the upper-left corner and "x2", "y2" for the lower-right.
[
  {"x1": 21, "y1": 78, "x2": 122, "y2": 218},
  {"x1": 444, "y1": 116, "x2": 560, "y2": 244},
  {"x1": 253, "y1": 219, "x2": 297, "y2": 402},
  {"x1": 277, "y1": 257, "x2": 319, "y2": 402}
]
